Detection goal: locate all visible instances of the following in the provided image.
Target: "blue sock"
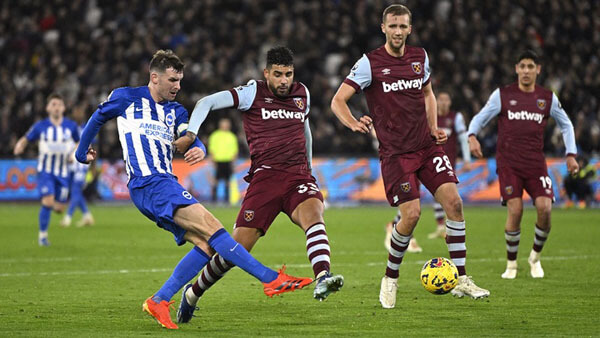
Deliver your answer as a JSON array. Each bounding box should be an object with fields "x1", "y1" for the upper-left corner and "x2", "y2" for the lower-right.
[
  {"x1": 208, "y1": 228, "x2": 278, "y2": 283},
  {"x1": 39, "y1": 206, "x2": 51, "y2": 232},
  {"x1": 153, "y1": 247, "x2": 210, "y2": 302},
  {"x1": 67, "y1": 201, "x2": 76, "y2": 217},
  {"x1": 79, "y1": 197, "x2": 89, "y2": 214}
]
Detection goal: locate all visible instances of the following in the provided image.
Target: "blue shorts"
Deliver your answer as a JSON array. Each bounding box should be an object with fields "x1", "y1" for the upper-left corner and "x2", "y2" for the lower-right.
[
  {"x1": 38, "y1": 172, "x2": 70, "y2": 203},
  {"x1": 129, "y1": 174, "x2": 198, "y2": 245}
]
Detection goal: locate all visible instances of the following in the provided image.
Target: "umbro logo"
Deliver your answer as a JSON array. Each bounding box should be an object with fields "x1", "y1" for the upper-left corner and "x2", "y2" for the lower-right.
[
  {"x1": 382, "y1": 68, "x2": 391, "y2": 75},
  {"x1": 265, "y1": 98, "x2": 274, "y2": 103},
  {"x1": 509, "y1": 100, "x2": 517, "y2": 106}
]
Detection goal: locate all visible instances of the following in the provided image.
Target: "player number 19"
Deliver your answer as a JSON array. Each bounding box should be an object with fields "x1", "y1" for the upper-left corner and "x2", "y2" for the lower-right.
[
  {"x1": 433, "y1": 155, "x2": 453, "y2": 173},
  {"x1": 539, "y1": 176, "x2": 552, "y2": 189}
]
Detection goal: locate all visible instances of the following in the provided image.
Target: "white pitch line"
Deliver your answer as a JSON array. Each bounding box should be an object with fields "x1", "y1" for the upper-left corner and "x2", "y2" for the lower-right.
[{"x1": 0, "y1": 255, "x2": 595, "y2": 278}]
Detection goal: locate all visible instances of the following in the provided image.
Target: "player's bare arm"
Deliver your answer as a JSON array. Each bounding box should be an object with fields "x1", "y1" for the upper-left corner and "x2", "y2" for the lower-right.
[
  {"x1": 331, "y1": 83, "x2": 372, "y2": 134},
  {"x1": 13, "y1": 136, "x2": 28, "y2": 155},
  {"x1": 424, "y1": 83, "x2": 445, "y2": 144}
]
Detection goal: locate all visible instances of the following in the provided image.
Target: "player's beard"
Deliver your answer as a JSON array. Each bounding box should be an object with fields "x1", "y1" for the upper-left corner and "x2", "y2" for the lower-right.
[
  {"x1": 269, "y1": 83, "x2": 290, "y2": 98},
  {"x1": 388, "y1": 36, "x2": 405, "y2": 53}
]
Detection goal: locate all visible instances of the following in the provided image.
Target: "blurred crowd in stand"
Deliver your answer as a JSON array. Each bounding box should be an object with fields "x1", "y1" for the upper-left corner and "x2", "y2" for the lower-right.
[{"x1": 2, "y1": 0, "x2": 599, "y2": 160}]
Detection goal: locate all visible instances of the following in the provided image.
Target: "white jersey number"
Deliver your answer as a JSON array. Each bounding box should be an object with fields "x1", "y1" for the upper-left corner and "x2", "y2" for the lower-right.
[
  {"x1": 297, "y1": 183, "x2": 319, "y2": 194},
  {"x1": 433, "y1": 156, "x2": 453, "y2": 173},
  {"x1": 539, "y1": 176, "x2": 552, "y2": 189}
]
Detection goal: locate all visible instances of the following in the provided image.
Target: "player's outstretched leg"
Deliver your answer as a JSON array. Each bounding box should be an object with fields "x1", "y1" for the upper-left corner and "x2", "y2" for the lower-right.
[
  {"x1": 206, "y1": 228, "x2": 313, "y2": 295},
  {"x1": 305, "y1": 223, "x2": 344, "y2": 301},
  {"x1": 144, "y1": 246, "x2": 211, "y2": 329},
  {"x1": 178, "y1": 253, "x2": 233, "y2": 323}
]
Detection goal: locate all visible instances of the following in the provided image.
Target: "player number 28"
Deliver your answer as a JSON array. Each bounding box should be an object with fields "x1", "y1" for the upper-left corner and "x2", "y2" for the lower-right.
[
  {"x1": 433, "y1": 155, "x2": 453, "y2": 173},
  {"x1": 539, "y1": 176, "x2": 552, "y2": 189},
  {"x1": 297, "y1": 183, "x2": 319, "y2": 194}
]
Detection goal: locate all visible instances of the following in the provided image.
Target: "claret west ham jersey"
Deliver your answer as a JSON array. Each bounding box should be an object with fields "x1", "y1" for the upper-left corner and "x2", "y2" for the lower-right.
[
  {"x1": 468, "y1": 82, "x2": 577, "y2": 170},
  {"x1": 344, "y1": 45, "x2": 434, "y2": 157},
  {"x1": 229, "y1": 80, "x2": 310, "y2": 176}
]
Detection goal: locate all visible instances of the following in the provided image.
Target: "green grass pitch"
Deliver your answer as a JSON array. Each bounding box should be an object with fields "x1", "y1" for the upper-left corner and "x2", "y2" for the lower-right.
[{"x1": 0, "y1": 203, "x2": 598, "y2": 337}]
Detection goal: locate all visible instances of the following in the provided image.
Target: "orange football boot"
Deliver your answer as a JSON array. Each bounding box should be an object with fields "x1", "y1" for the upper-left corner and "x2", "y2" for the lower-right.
[
  {"x1": 143, "y1": 297, "x2": 178, "y2": 329},
  {"x1": 263, "y1": 265, "x2": 313, "y2": 297}
]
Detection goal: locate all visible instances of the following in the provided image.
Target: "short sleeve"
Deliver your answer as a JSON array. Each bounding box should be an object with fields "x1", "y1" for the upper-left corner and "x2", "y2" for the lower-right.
[
  {"x1": 423, "y1": 49, "x2": 431, "y2": 84},
  {"x1": 25, "y1": 122, "x2": 42, "y2": 142},
  {"x1": 343, "y1": 54, "x2": 372, "y2": 91},
  {"x1": 230, "y1": 80, "x2": 258, "y2": 111},
  {"x1": 70, "y1": 121, "x2": 80, "y2": 142},
  {"x1": 97, "y1": 88, "x2": 129, "y2": 120},
  {"x1": 454, "y1": 112, "x2": 466, "y2": 134},
  {"x1": 174, "y1": 104, "x2": 190, "y2": 136}
]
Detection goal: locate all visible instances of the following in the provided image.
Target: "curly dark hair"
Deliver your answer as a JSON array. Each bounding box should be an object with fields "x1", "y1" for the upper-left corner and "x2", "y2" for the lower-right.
[{"x1": 266, "y1": 46, "x2": 294, "y2": 68}]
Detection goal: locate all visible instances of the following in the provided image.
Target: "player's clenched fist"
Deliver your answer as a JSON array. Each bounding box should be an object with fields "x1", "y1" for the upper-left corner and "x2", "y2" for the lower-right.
[{"x1": 431, "y1": 128, "x2": 447, "y2": 145}]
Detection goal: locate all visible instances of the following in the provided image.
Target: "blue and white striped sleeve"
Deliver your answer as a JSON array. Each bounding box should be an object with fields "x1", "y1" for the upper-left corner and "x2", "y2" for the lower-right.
[
  {"x1": 549, "y1": 93, "x2": 577, "y2": 156},
  {"x1": 468, "y1": 89, "x2": 502, "y2": 136}
]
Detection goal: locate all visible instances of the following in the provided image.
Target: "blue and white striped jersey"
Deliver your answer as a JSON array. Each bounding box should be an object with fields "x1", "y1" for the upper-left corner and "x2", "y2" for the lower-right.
[
  {"x1": 81, "y1": 86, "x2": 190, "y2": 181},
  {"x1": 26, "y1": 118, "x2": 80, "y2": 178}
]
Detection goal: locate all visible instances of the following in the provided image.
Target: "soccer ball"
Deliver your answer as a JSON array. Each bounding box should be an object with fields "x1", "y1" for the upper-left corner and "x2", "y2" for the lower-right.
[{"x1": 420, "y1": 257, "x2": 458, "y2": 294}]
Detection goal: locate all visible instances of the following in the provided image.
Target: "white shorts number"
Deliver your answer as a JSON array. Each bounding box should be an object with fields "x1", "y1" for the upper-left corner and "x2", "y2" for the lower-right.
[
  {"x1": 433, "y1": 156, "x2": 453, "y2": 173},
  {"x1": 297, "y1": 183, "x2": 319, "y2": 194},
  {"x1": 539, "y1": 176, "x2": 552, "y2": 189}
]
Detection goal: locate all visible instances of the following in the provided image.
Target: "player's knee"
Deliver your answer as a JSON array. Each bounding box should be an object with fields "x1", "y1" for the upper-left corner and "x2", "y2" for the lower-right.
[
  {"x1": 445, "y1": 196, "x2": 463, "y2": 218},
  {"x1": 402, "y1": 207, "x2": 421, "y2": 226},
  {"x1": 537, "y1": 202, "x2": 552, "y2": 216}
]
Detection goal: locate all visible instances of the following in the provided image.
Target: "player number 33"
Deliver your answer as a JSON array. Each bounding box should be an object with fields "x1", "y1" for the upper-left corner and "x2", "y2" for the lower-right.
[{"x1": 297, "y1": 183, "x2": 319, "y2": 194}]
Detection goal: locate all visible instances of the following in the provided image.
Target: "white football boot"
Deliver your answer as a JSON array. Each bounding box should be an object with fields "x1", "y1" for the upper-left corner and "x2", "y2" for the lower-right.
[
  {"x1": 77, "y1": 213, "x2": 95, "y2": 227},
  {"x1": 501, "y1": 260, "x2": 518, "y2": 279},
  {"x1": 406, "y1": 237, "x2": 423, "y2": 253},
  {"x1": 60, "y1": 215, "x2": 72, "y2": 227},
  {"x1": 427, "y1": 226, "x2": 446, "y2": 239},
  {"x1": 379, "y1": 276, "x2": 398, "y2": 309},
  {"x1": 528, "y1": 250, "x2": 544, "y2": 278},
  {"x1": 451, "y1": 275, "x2": 490, "y2": 299}
]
